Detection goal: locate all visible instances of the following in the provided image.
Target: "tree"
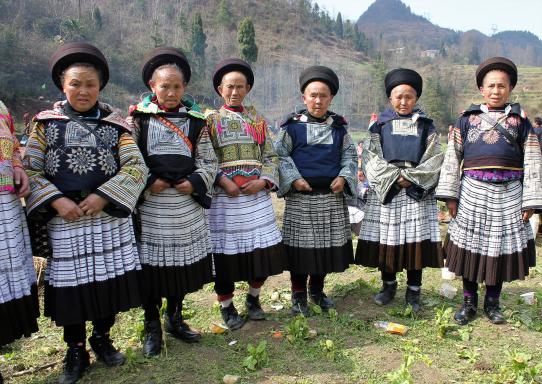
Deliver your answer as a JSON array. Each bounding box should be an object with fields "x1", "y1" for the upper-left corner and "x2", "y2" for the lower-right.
[
  {"x1": 189, "y1": 13, "x2": 207, "y2": 59},
  {"x1": 92, "y1": 6, "x2": 102, "y2": 30},
  {"x1": 237, "y1": 17, "x2": 258, "y2": 64},
  {"x1": 335, "y1": 12, "x2": 343, "y2": 38},
  {"x1": 216, "y1": 0, "x2": 232, "y2": 29}
]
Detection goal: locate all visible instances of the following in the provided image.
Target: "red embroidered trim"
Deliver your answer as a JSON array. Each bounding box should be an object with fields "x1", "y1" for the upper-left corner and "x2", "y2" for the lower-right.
[{"x1": 155, "y1": 115, "x2": 193, "y2": 152}]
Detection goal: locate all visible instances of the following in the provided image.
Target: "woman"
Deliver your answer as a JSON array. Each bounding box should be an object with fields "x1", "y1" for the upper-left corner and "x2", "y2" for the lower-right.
[
  {"x1": 355, "y1": 68, "x2": 444, "y2": 312},
  {"x1": 206, "y1": 58, "x2": 286, "y2": 330},
  {"x1": 436, "y1": 57, "x2": 542, "y2": 325},
  {"x1": 25, "y1": 43, "x2": 148, "y2": 383},
  {"x1": 129, "y1": 47, "x2": 216, "y2": 356},
  {"x1": 276, "y1": 65, "x2": 357, "y2": 316},
  {"x1": 0, "y1": 101, "x2": 39, "y2": 382}
]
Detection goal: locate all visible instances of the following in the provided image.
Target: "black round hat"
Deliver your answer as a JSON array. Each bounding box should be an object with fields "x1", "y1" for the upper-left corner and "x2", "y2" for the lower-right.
[
  {"x1": 212, "y1": 58, "x2": 254, "y2": 95},
  {"x1": 50, "y1": 42, "x2": 109, "y2": 90},
  {"x1": 299, "y1": 65, "x2": 339, "y2": 95},
  {"x1": 384, "y1": 68, "x2": 423, "y2": 97},
  {"x1": 141, "y1": 47, "x2": 191, "y2": 89},
  {"x1": 475, "y1": 56, "x2": 517, "y2": 88}
]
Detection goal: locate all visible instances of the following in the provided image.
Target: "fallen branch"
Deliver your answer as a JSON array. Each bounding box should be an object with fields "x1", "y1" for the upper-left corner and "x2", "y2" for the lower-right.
[{"x1": 10, "y1": 359, "x2": 63, "y2": 377}]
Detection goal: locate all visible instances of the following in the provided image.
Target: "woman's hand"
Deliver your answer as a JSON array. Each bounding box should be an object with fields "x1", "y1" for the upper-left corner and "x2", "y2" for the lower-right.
[
  {"x1": 293, "y1": 178, "x2": 312, "y2": 192},
  {"x1": 523, "y1": 209, "x2": 534, "y2": 222},
  {"x1": 446, "y1": 200, "x2": 458, "y2": 218},
  {"x1": 175, "y1": 180, "x2": 194, "y2": 195},
  {"x1": 51, "y1": 197, "x2": 84, "y2": 221},
  {"x1": 79, "y1": 193, "x2": 108, "y2": 216},
  {"x1": 240, "y1": 179, "x2": 266, "y2": 195},
  {"x1": 149, "y1": 178, "x2": 170, "y2": 194},
  {"x1": 330, "y1": 176, "x2": 345, "y2": 193},
  {"x1": 13, "y1": 167, "x2": 30, "y2": 197},
  {"x1": 397, "y1": 176, "x2": 412, "y2": 188},
  {"x1": 219, "y1": 176, "x2": 241, "y2": 197}
]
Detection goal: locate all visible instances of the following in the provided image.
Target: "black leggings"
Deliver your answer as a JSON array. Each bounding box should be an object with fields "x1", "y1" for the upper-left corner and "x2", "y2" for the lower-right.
[
  {"x1": 143, "y1": 296, "x2": 183, "y2": 321},
  {"x1": 463, "y1": 279, "x2": 503, "y2": 297},
  {"x1": 381, "y1": 270, "x2": 422, "y2": 287},
  {"x1": 63, "y1": 316, "x2": 115, "y2": 345}
]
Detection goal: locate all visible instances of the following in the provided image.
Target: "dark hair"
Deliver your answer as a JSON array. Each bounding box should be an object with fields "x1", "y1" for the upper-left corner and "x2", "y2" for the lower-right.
[{"x1": 534, "y1": 116, "x2": 542, "y2": 127}]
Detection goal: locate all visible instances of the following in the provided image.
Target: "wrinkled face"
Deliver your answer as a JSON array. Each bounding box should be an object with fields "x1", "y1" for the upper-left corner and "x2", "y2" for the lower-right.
[
  {"x1": 218, "y1": 71, "x2": 250, "y2": 107},
  {"x1": 149, "y1": 67, "x2": 186, "y2": 109},
  {"x1": 62, "y1": 66, "x2": 100, "y2": 112},
  {"x1": 389, "y1": 84, "x2": 417, "y2": 115},
  {"x1": 303, "y1": 81, "x2": 333, "y2": 118},
  {"x1": 480, "y1": 70, "x2": 512, "y2": 109}
]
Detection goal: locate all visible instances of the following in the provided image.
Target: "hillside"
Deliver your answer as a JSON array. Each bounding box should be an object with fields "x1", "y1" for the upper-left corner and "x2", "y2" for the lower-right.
[
  {"x1": 1, "y1": 0, "x2": 541, "y2": 132},
  {"x1": 356, "y1": 0, "x2": 542, "y2": 66}
]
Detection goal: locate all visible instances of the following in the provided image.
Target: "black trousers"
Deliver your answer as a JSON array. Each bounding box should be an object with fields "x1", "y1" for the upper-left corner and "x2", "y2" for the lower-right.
[
  {"x1": 63, "y1": 316, "x2": 115, "y2": 345},
  {"x1": 381, "y1": 270, "x2": 423, "y2": 287}
]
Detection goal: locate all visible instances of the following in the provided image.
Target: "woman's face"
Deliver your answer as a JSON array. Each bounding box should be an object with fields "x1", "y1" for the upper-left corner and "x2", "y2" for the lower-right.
[
  {"x1": 480, "y1": 70, "x2": 512, "y2": 109},
  {"x1": 218, "y1": 71, "x2": 250, "y2": 107},
  {"x1": 150, "y1": 67, "x2": 186, "y2": 109},
  {"x1": 303, "y1": 81, "x2": 333, "y2": 118},
  {"x1": 62, "y1": 66, "x2": 100, "y2": 112},
  {"x1": 389, "y1": 84, "x2": 417, "y2": 115}
]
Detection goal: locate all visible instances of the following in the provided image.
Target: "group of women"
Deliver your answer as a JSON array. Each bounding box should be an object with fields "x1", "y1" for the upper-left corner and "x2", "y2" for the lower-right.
[{"x1": 0, "y1": 42, "x2": 541, "y2": 384}]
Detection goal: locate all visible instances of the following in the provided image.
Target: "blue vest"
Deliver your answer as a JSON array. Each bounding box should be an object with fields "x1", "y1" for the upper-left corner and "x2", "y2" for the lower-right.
[
  {"x1": 372, "y1": 109, "x2": 433, "y2": 166},
  {"x1": 284, "y1": 114, "x2": 346, "y2": 182}
]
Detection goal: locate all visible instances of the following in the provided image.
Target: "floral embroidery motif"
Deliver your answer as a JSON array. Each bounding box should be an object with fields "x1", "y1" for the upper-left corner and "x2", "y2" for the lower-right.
[
  {"x1": 468, "y1": 115, "x2": 481, "y2": 127},
  {"x1": 45, "y1": 122, "x2": 60, "y2": 146},
  {"x1": 482, "y1": 130, "x2": 500, "y2": 144},
  {"x1": 506, "y1": 116, "x2": 520, "y2": 127},
  {"x1": 98, "y1": 147, "x2": 117, "y2": 175},
  {"x1": 66, "y1": 147, "x2": 96, "y2": 174},
  {"x1": 96, "y1": 125, "x2": 118, "y2": 148},
  {"x1": 44, "y1": 148, "x2": 61, "y2": 176},
  {"x1": 466, "y1": 127, "x2": 482, "y2": 143}
]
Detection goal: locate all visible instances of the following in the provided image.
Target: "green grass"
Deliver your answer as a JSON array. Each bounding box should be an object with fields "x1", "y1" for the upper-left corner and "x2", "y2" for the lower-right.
[{"x1": 2, "y1": 222, "x2": 542, "y2": 383}]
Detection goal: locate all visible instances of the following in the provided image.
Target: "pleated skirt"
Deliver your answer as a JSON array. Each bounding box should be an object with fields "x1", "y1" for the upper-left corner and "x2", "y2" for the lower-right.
[
  {"x1": 138, "y1": 188, "x2": 213, "y2": 300},
  {"x1": 209, "y1": 190, "x2": 287, "y2": 282},
  {"x1": 355, "y1": 188, "x2": 443, "y2": 273},
  {"x1": 0, "y1": 192, "x2": 39, "y2": 346},
  {"x1": 444, "y1": 177, "x2": 536, "y2": 285}
]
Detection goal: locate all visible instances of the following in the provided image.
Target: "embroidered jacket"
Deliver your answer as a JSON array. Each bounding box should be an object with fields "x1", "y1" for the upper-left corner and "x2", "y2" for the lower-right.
[
  {"x1": 129, "y1": 96, "x2": 217, "y2": 208},
  {"x1": 363, "y1": 108, "x2": 443, "y2": 204},
  {"x1": 206, "y1": 105, "x2": 278, "y2": 190},
  {"x1": 436, "y1": 103, "x2": 542, "y2": 212},
  {"x1": 24, "y1": 103, "x2": 148, "y2": 218},
  {"x1": 275, "y1": 110, "x2": 357, "y2": 198},
  {"x1": 0, "y1": 101, "x2": 23, "y2": 193}
]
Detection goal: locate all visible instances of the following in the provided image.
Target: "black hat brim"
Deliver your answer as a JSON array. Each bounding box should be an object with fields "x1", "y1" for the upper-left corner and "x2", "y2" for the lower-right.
[{"x1": 50, "y1": 43, "x2": 109, "y2": 90}]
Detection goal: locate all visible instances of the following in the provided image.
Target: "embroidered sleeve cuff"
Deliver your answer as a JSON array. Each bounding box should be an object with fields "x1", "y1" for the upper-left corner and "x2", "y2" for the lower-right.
[{"x1": 94, "y1": 189, "x2": 131, "y2": 218}]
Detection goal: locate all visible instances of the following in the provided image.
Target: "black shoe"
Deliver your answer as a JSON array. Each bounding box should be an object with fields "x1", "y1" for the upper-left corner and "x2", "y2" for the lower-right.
[
  {"x1": 405, "y1": 287, "x2": 421, "y2": 313},
  {"x1": 374, "y1": 282, "x2": 397, "y2": 306},
  {"x1": 164, "y1": 313, "x2": 201, "y2": 343},
  {"x1": 245, "y1": 294, "x2": 265, "y2": 320},
  {"x1": 88, "y1": 334, "x2": 126, "y2": 367},
  {"x1": 454, "y1": 294, "x2": 478, "y2": 325},
  {"x1": 291, "y1": 291, "x2": 309, "y2": 316},
  {"x1": 484, "y1": 296, "x2": 506, "y2": 324},
  {"x1": 220, "y1": 303, "x2": 246, "y2": 330},
  {"x1": 143, "y1": 320, "x2": 162, "y2": 357},
  {"x1": 58, "y1": 346, "x2": 90, "y2": 384},
  {"x1": 309, "y1": 289, "x2": 335, "y2": 312}
]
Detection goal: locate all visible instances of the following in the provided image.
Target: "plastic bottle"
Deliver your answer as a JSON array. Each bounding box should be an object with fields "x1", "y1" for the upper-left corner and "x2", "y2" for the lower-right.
[{"x1": 373, "y1": 321, "x2": 408, "y2": 335}]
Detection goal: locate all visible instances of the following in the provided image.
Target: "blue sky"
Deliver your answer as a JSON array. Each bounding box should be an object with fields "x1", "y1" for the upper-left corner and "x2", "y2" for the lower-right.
[{"x1": 316, "y1": 0, "x2": 542, "y2": 39}]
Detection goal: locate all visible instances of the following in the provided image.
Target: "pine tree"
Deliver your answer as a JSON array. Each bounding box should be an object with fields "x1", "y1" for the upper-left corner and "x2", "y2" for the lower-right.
[
  {"x1": 92, "y1": 6, "x2": 102, "y2": 30},
  {"x1": 335, "y1": 12, "x2": 343, "y2": 38},
  {"x1": 237, "y1": 17, "x2": 258, "y2": 64},
  {"x1": 189, "y1": 13, "x2": 207, "y2": 59},
  {"x1": 216, "y1": 0, "x2": 232, "y2": 29}
]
